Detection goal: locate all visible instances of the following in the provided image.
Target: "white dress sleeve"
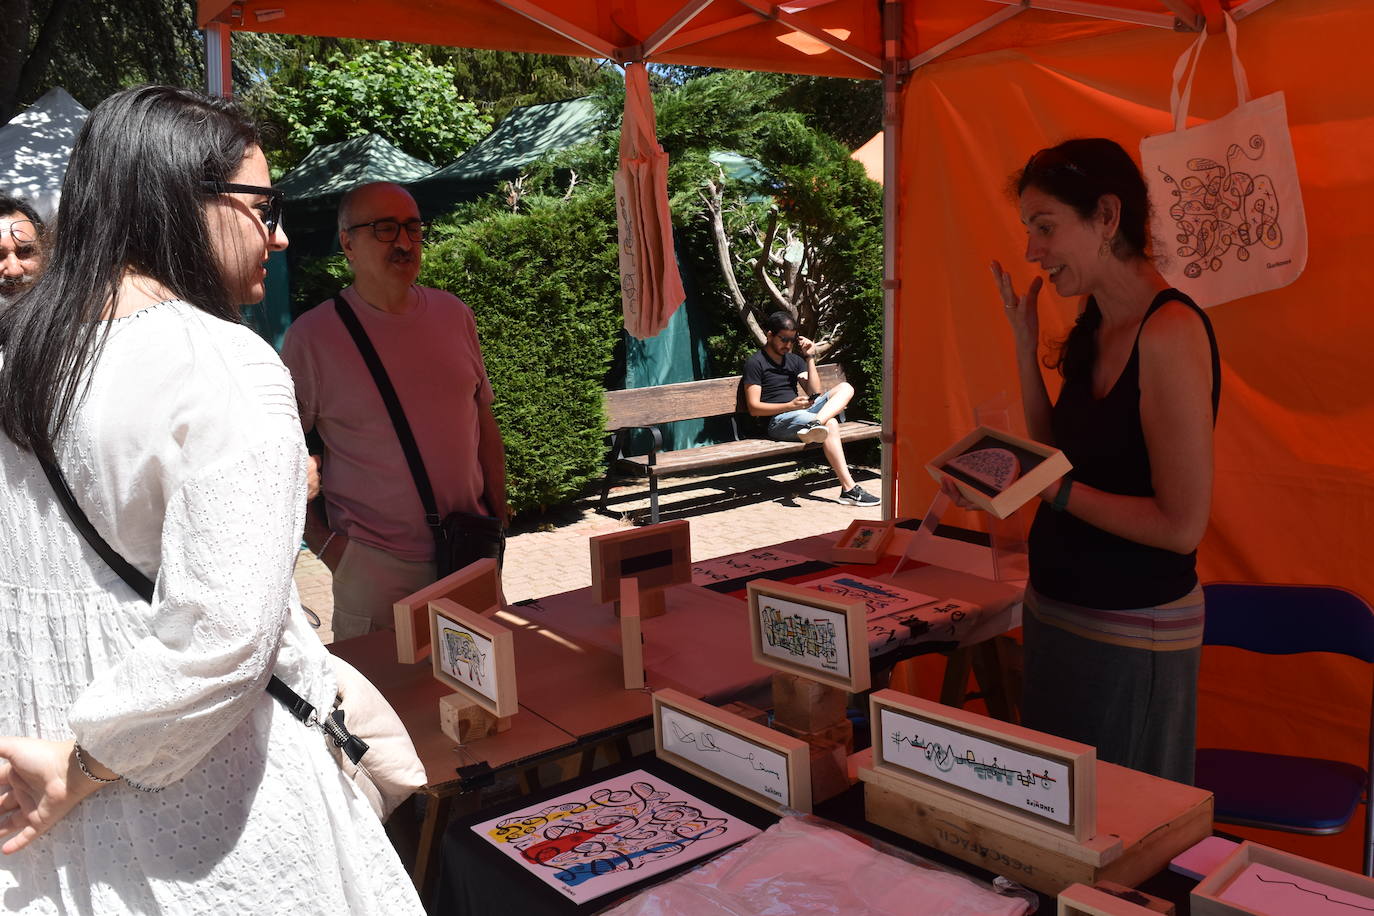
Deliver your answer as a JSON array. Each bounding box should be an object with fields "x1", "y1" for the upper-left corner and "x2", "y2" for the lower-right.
[{"x1": 66, "y1": 317, "x2": 311, "y2": 788}]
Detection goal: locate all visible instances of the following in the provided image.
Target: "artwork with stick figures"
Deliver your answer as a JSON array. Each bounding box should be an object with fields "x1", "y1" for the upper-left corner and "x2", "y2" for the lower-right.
[
  {"x1": 471, "y1": 771, "x2": 758, "y2": 902},
  {"x1": 880, "y1": 707, "x2": 1072, "y2": 826},
  {"x1": 660, "y1": 706, "x2": 792, "y2": 806}
]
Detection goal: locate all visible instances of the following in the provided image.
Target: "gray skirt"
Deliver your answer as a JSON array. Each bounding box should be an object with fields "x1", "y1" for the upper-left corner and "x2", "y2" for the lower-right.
[{"x1": 1021, "y1": 588, "x2": 1203, "y2": 785}]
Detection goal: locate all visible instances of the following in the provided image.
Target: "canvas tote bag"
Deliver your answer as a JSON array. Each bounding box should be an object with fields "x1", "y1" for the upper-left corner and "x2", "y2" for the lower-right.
[{"x1": 1140, "y1": 12, "x2": 1306, "y2": 307}]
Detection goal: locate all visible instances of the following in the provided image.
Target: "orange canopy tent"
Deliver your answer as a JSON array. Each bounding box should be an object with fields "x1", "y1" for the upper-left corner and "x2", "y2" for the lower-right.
[{"x1": 201, "y1": 0, "x2": 1374, "y2": 870}]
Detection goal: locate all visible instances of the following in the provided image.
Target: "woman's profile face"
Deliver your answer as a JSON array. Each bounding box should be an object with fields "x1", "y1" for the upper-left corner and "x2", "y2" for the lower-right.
[
  {"x1": 204, "y1": 146, "x2": 287, "y2": 306},
  {"x1": 1019, "y1": 186, "x2": 1102, "y2": 299}
]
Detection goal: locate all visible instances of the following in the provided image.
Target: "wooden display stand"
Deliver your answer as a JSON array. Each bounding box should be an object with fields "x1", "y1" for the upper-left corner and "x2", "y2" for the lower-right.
[
  {"x1": 394, "y1": 558, "x2": 503, "y2": 664},
  {"x1": 590, "y1": 520, "x2": 691, "y2": 619},
  {"x1": 619, "y1": 577, "x2": 645, "y2": 689},
  {"x1": 438, "y1": 693, "x2": 511, "y2": 744},
  {"x1": 859, "y1": 691, "x2": 1212, "y2": 895},
  {"x1": 770, "y1": 672, "x2": 854, "y2": 802}
]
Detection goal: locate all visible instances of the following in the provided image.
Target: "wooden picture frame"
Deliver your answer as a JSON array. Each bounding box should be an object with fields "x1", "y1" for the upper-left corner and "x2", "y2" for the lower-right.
[
  {"x1": 926, "y1": 425, "x2": 1071, "y2": 520},
  {"x1": 1191, "y1": 841, "x2": 1374, "y2": 916},
  {"x1": 393, "y1": 558, "x2": 501, "y2": 664},
  {"x1": 653, "y1": 688, "x2": 811, "y2": 814},
  {"x1": 590, "y1": 520, "x2": 691, "y2": 605},
  {"x1": 829, "y1": 518, "x2": 896, "y2": 564},
  {"x1": 429, "y1": 597, "x2": 517, "y2": 718},
  {"x1": 868, "y1": 689, "x2": 1096, "y2": 843},
  {"x1": 746, "y1": 579, "x2": 870, "y2": 693},
  {"x1": 1059, "y1": 884, "x2": 1169, "y2": 916}
]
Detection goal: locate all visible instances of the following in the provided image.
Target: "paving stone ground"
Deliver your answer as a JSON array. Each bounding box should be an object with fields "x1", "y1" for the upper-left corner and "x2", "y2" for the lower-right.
[{"x1": 295, "y1": 459, "x2": 884, "y2": 643}]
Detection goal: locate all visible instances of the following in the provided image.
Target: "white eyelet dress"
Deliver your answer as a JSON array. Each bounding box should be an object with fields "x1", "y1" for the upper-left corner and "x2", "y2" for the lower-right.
[{"x1": 0, "y1": 301, "x2": 424, "y2": 915}]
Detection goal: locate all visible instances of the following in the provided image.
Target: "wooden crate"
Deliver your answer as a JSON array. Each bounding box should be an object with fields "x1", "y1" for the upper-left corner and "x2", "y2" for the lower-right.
[{"x1": 859, "y1": 754, "x2": 1212, "y2": 896}]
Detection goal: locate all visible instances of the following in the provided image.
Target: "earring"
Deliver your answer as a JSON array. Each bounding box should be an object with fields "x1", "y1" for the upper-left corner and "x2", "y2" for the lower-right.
[{"x1": 1100, "y1": 237, "x2": 1113, "y2": 257}]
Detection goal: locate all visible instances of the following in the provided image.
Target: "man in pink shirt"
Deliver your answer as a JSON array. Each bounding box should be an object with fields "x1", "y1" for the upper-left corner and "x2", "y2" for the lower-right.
[{"x1": 281, "y1": 182, "x2": 506, "y2": 641}]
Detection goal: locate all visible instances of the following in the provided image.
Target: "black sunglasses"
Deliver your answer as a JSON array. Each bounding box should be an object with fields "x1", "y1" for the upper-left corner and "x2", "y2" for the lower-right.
[
  {"x1": 201, "y1": 181, "x2": 284, "y2": 235},
  {"x1": 345, "y1": 218, "x2": 427, "y2": 244}
]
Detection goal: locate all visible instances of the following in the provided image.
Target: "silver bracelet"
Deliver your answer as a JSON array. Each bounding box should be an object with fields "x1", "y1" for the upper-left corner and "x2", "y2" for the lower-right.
[
  {"x1": 73, "y1": 743, "x2": 119, "y2": 784},
  {"x1": 316, "y1": 531, "x2": 336, "y2": 559}
]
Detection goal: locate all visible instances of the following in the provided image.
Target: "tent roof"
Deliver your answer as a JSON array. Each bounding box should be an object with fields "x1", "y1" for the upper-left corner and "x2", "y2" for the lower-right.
[
  {"x1": 199, "y1": 1, "x2": 1242, "y2": 80},
  {"x1": 274, "y1": 132, "x2": 435, "y2": 200},
  {"x1": 417, "y1": 96, "x2": 601, "y2": 186},
  {"x1": 0, "y1": 87, "x2": 90, "y2": 220}
]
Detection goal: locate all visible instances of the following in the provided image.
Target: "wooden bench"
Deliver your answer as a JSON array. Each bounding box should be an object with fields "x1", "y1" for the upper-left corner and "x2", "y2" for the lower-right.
[{"x1": 599, "y1": 363, "x2": 881, "y2": 523}]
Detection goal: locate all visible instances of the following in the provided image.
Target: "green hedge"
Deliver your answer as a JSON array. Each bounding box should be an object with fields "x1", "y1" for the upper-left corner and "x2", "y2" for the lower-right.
[{"x1": 418, "y1": 189, "x2": 623, "y2": 516}]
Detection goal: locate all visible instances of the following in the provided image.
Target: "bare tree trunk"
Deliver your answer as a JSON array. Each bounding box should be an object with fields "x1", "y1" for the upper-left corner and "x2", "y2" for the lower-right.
[
  {"x1": 703, "y1": 175, "x2": 766, "y2": 346},
  {"x1": 0, "y1": 0, "x2": 77, "y2": 125}
]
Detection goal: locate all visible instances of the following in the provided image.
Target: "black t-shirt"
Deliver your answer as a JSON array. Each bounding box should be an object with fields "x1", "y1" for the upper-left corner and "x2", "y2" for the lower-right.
[{"x1": 742, "y1": 349, "x2": 808, "y2": 405}]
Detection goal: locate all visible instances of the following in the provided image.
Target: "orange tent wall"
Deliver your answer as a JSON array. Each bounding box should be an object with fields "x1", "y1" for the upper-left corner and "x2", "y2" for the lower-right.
[{"x1": 893, "y1": 0, "x2": 1374, "y2": 869}]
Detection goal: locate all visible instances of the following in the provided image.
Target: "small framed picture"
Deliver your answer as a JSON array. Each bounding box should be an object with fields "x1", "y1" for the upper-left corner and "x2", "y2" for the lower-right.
[
  {"x1": 1191, "y1": 841, "x2": 1374, "y2": 916},
  {"x1": 393, "y1": 558, "x2": 501, "y2": 664},
  {"x1": 829, "y1": 518, "x2": 896, "y2": 564},
  {"x1": 654, "y1": 688, "x2": 811, "y2": 814},
  {"x1": 429, "y1": 597, "x2": 517, "y2": 718},
  {"x1": 926, "y1": 425, "x2": 1070, "y2": 519},
  {"x1": 746, "y1": 579, "x2": 870, "y2": 693}
]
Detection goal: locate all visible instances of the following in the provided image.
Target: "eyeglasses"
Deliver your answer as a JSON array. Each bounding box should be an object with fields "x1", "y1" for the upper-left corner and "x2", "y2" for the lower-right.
[
  {"x1": 200, "y1": 181, "x2": 284, "y2": 236},
  {"x1": 345, "y1": 218, "x2": 427, "y2": 244},
  {"x1": 0, "y1": 220, "x2": 38, "y2": 244},
  {"x1": 775, "y1": 334, "x2": 798, "y2": 344}
]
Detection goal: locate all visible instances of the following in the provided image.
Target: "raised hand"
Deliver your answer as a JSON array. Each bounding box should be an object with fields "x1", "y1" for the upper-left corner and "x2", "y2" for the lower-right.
[{"x1": 990, "y1": 260, "x2": 1042, "y2": 353}]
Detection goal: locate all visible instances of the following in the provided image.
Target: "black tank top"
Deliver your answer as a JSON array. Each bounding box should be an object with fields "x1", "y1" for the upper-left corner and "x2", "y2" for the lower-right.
[{"x1": 1027, "y1": 289, "x2": 1221, "y2": 610}]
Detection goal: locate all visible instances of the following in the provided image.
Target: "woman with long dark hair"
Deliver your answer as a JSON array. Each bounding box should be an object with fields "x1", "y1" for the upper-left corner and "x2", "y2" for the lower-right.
[
  {"x1": 0, "y1": 86, "x2": 423, "y2": 913},
  {"x1": 953, "y1": 138, "x2": 1220, "y2": 783}
]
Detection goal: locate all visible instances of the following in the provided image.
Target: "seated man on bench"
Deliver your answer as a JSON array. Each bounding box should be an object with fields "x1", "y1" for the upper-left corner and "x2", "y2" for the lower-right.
[{"x1": 742, "y1": 311, "x2": 880, "y2": 507}]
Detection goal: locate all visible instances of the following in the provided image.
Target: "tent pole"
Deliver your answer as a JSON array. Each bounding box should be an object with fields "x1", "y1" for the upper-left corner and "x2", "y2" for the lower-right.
[
  {"x1": 204, "y1": 22, "x2": 232, "y2": 98},
  {"x1": 880, "y1": 0, "x2": 903, "y2": 519}
]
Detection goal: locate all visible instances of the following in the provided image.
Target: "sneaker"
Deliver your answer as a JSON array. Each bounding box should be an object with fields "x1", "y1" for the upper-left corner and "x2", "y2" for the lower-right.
[
  {"x1": 798, "y1": 422, "x2": 829, "y2": 444},
  {"x1": 838, "y1": 484, "x2": 880, "y2": 507}
]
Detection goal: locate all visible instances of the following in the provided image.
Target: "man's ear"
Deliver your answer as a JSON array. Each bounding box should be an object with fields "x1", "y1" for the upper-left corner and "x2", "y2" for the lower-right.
[{"x1": 339, "y1": 230, "x2": 354, "y2": 260}]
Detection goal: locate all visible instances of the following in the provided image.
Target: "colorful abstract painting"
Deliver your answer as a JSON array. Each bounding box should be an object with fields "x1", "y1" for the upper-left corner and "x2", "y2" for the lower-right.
[{"x1": 471, "y1": 770, "x2": 760, "y2": 903}]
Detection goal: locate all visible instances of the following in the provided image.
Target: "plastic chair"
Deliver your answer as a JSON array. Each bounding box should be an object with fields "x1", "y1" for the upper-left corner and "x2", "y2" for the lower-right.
[{"x1": 1194, "y1": 582, "x2": 1374, "y2": 876}]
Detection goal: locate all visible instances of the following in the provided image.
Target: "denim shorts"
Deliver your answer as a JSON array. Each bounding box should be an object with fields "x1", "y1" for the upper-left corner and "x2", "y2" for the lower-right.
[{"x1": 767, "y1": 390, "x2": 831, "y2": 441}]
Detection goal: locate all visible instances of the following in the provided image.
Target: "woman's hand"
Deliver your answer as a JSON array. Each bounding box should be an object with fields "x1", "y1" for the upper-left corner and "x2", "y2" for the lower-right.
[
  {"x1": 939, "y1": 476, "x2": 980, "y2": 512},
  {"x1": 990, "y1": 260, "x2": 1042, "y2": 354},
  {"x1": 0, "y1": 739, "x2": 112, "y2": 854}
]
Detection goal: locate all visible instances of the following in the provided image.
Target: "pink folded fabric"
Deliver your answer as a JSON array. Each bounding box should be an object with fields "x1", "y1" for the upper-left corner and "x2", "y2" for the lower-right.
[{"x1": 604, "y1": 816, "x2": 1031, "y2": 916}]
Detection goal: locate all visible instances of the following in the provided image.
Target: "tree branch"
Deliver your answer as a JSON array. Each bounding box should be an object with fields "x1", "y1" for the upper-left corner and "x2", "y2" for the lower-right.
[{"x1": 703, "y1": 176, "x2": 764, "y2": 345}]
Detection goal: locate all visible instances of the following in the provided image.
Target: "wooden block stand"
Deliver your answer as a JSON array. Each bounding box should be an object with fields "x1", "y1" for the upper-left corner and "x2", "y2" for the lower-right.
[
  {"x1": 439, "y1": 694, "x2": 513, "y2": 745},
  {"x1": 860, "y1": 754, "x2": 1212, "y2": 896},
  {"x1": 771, "y1": 672, "x2": 854, "y2": 802}
]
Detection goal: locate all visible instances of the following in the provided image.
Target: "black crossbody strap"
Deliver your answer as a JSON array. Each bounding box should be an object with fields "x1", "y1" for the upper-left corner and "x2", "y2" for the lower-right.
[
  {"x1": 35, "y1": 453, "x2": 361, "y2": 760},
  {"x1": 332, "y1": 295, "x2": 441, "y2": 529}
]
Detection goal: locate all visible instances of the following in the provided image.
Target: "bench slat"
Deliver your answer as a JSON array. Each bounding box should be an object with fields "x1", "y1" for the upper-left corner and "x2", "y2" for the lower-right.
[{"x1": 614, "y1": 420, "x2": 880, "y2": 477}]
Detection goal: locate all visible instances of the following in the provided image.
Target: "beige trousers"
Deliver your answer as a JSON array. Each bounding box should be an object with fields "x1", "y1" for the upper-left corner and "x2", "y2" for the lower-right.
[{"x1": 330, "y1": 539, "x2": 436, "y2": 642}]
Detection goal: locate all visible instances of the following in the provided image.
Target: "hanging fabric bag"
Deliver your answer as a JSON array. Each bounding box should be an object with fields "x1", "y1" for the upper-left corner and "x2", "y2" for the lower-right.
[{"x1": 1140, "y1": 12, "x2": 1306, "y2": 307}]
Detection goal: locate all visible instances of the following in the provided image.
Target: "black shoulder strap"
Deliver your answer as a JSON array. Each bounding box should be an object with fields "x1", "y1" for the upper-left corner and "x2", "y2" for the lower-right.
[
  {"x1": 332, "y1": 295, "x2": 440, "y2": 529},
  {"x1": 37, "y1": 452, "x2": 339, "y2": 746},
  {"x1": 38, "y1": 454, "x2": 155, "y2": 603},
  {"x1": 1138, "y1": 288, "x2": 1222, "y2": 422}
]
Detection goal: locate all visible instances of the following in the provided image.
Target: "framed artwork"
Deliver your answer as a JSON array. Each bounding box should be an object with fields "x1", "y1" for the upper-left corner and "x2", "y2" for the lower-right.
[
  {"x1": 829, "y1": 518, "x2": 897, "y2": 564},
  {"x1": 746, "y1": 579, "x2": 870, "y2": 693},
  {"x1": 393, "y1": 557, "x2": 501, "y2": 664},
  {"x1": 429, "y1": 597, "x2": 517, "y2": 718},
  {"x1": 926, "y1": 425, "x2": 1071, "y2": 520},
  {"x1": 1191, "y1": 841, "x2": 1374, "y2": 916},
  {"x1": 590, "y1": 520, "x2": 691, "y2": 604},
  {"x1": 869, "y1": 689, "x2": 1096, "y2": 843},
  {"x1": 470, "y1": 769, "x2": 760, "y2": 904},
  {"x1": 653, "y1": 688, "x2": 811, "y2": 814}
]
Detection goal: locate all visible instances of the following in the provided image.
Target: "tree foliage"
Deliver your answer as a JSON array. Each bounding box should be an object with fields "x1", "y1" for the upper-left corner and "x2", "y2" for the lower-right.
[
  {"x1": 0, "y1": 0, "x2": 203, "y2": 125},
  {"x1": 238, "y1": 42, "x2": 490, "y2": 170}
]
